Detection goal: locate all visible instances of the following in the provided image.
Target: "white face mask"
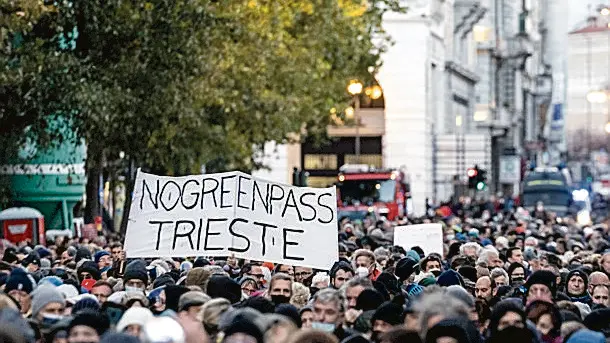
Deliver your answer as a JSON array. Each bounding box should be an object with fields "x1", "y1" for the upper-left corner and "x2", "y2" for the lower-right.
[
  {"x1": 356, "y1": 267, "x2": 369, "y2": 278},
  {"x1": 125, "y1": 286, "x2": 144, "y2": 293},
  {"x1": 311, "y1": 322, "x2": 336, "y2": 333}
]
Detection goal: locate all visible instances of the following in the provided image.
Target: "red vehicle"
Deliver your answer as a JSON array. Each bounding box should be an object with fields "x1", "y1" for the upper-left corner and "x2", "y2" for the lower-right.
[{"x1": 336, "y1": 165, "x2": 410, "y2": 221}]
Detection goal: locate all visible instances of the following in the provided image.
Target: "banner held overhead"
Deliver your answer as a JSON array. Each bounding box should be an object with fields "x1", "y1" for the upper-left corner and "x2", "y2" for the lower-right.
[{"x1": 124, "y1": 169, "x2": 338, "y2": 270}]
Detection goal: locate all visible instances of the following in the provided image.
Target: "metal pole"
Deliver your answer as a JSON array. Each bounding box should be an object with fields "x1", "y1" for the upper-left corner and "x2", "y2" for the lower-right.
[
  {"x1": 355, "y1": 95, "x2": 361, "y2": 163},
  {"x1": 587, "y1": 33, "x2": 593, "y2": 159}
]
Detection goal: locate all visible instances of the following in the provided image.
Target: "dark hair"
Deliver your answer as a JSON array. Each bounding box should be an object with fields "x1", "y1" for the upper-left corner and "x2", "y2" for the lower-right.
[{"x1": 506, "y1": 247, "x2": 521, "y2": 260}]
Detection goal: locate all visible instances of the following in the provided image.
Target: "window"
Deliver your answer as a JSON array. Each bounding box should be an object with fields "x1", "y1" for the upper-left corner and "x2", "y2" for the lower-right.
[
  {"x1": 344, "y1": 154, "x2": 383, "y2": 168},
  {"x1": 304, "y1": 154, "x2": 338, "y2": 170}
]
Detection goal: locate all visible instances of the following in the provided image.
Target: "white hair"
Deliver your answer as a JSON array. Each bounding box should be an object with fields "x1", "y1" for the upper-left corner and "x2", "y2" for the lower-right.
[
  {"x1": 477, "y1": 249, "x2": 499, "y2": 266},
  {"x1": 311, "y1": 272, "x2": 330, "y2": 288},
  {"x1": 495, "y1": 237, "x2": 509, "y2": 250},
  {"x1": 460, "y1": 242, "x2": 482, "y2": 256},
  {"x1": 525, "y1": 237, "x2": 538, "y2": 246}
]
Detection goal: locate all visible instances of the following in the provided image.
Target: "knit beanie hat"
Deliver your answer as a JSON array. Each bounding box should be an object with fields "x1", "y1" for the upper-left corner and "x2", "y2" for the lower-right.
[
  {"x1": 395, "y1": 257, "x2": 417, "y2": 282},
  {"x1": 116, "y1": 307, "x2": 154, "y2": 333},
  {"x1": 93, "y1": 251, "x2": 111, "y2": 265},
  {"x1": 78, "y1": 261, "x2": 101, "y2": 281},
  {"x1": 122, "y1": 259, "x2": 148, "y2": 286},
  {"x1": 446, "y1": 285, "x2": 475, "y2": 308},
  {"x1": 458, "y1": 266, "x2": 478, "y2": 284},
  {"x1": 566, "y1": 269, "x2": 588, "y2": 295},
  {"x1": 152, "y1": 273, "x2": 175, "y2": 289},
  {"x1": 163, "y1": 285, "x2": 190, "y2": 312},
  {"x1": 407, "y1": 250, "x2": 422, "y2": 263},
  {"x1": 75, "y1": 247, "x2": 92, "y2": 263},
  {"x1": 355, "y1": 289, "x2": 385, "y2": 311},
  {"x1": 275, "y1": 304, "x2": 302, "y2": 328},
  {"x1": 403, "y1": 283, "x2": 424, "y2": 298},
  {"x1": 5, "y1": 268, "x2": 36, "y2": 294},
  {"x1": 31, "y1": 285, "x2": 66, "y2": 318},
  {"x1": 437, "y1": 270, "x2": 465, "y2": 288},
  {"x1": 418, "y1": 276, "x2": 437, "y2": 287},
  {"x1": 206, "y1": 275, "x2": 241, "y2": 304},
  {"x1": 371, "y1": 301, "x2": 403, "y2": 326},
  {"x1": 69, "y1": 310, "x2": 110, "y2": 336},
  {"x1": 38, "y1": 276, "x2": 63, "y2": 287},
  {"x1": 72, "y1": 295, "x2": 101, "y2": 315},
  {"x1": 223, "y1": 318, "x2": 264, "y2": 343},
  {"x1": 376, "y1": 272, "x2": 400, "y2": 295},
  {"x1": 22, "y1": 252, "x2": 41, "y2": 268},
  {"x1": 525, "y1": 270, "x2": 557, "y2": 297}
]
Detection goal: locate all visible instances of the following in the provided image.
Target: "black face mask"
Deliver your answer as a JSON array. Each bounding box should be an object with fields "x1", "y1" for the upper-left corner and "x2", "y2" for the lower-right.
[
  {"x1": 430, "y1": 269, "x2": 442, "y2": 277},
  {"x1": 511, "y1": 277, "x2": 525, "y2": 287},
  {"x1": 271, "y1": 295, "x2": 291, "y2": 305}
]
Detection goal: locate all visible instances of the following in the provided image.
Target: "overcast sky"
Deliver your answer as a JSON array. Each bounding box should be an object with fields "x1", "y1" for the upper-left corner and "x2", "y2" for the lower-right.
[{"x1": 569, "y1": 0, "x2": 610, "y2": 30}]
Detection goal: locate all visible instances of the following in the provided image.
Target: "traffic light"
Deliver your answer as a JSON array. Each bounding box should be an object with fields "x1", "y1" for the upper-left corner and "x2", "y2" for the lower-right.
[
  {"x1": 476, "y1": 168, "x2": 488, "y2": 191},
  {"x1": 467, "y1": 166, "x2": 479, "y2": 189}
]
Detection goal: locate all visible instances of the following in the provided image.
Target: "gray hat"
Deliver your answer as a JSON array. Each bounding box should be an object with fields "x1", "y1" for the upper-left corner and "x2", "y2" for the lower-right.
[
  {"x1": 31, "y1": 285, "x2": 66, "y2": 318},
  {"x1": 446, "y1": 285, "x2": 475, "y2": 308},
  {"x1": 178, "y1": 291, "x2": 210, "y2": 312}
]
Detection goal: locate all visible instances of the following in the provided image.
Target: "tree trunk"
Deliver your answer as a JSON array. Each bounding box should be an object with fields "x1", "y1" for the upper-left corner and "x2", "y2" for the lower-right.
[
  {"x1": 84, "y1": 148, "x2": 103, "y2": 224},
  {"x1": 119, "y1": 159, "x2": 135, "y2": 236}
]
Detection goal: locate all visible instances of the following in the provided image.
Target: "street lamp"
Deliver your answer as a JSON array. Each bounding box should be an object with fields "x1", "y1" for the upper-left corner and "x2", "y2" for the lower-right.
[
  {"x1": 601, "y1": 7, "x2": 610, "y2": 16},
  {"x1": 605, "y1": 122, "x2": 610, "y2": 134},
  {"x1": 347, "y1": 80, "x2": 363, "y2": 163}
]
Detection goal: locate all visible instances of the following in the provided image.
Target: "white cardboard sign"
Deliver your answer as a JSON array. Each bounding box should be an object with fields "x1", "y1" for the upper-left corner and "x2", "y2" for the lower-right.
[
  {"x1": 393, "y1": 223, "x2": 443, "y2": 256},
  {"x1": 124, "y1": 170, "x2": 338, "y2": 270}
]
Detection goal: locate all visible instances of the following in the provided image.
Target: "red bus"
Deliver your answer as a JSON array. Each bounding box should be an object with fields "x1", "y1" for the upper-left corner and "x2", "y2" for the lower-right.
[{"x1": 336, "y1": 165, "x2": 410, "y2": 221}]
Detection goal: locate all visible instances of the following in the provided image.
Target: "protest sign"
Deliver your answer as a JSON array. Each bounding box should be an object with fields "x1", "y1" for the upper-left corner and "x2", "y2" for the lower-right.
[
  {"x1": 393, "y1": 223, "x2": 443, "y2": 256},
  {"x1": 124, "y1": 169, "x2": 338, "y2": 270}
]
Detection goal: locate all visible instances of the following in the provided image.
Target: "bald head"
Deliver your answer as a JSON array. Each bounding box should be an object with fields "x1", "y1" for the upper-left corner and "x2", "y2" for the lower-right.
[
  {"x1": 589, "y1": 272, "x2": 609, "y2": 294},
  {"x1": 475, "y1": 276, "x2": 492, "y2": 302}
]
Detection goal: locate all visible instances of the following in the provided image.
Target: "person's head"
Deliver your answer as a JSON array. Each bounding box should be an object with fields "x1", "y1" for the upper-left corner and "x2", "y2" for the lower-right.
[
  {"x1": 379, "y1": 327, "x2": 422, "y2": 343},
  {"x1": 591, "y1": 284, "x2": 609, "y2": 307},
  {"x1": 566, "y1": 270, "x2": 588, "y2": 297},
  {"x1": 275, "y1": 264, "x2": 294, "y2": 278},
  {"x1": 414, "y1": 292, "x2": 470, "y2": 338},
  {"x1": 587, "y1": 271, "x2": 609, "y2": 295},
  {"x1": 526, "y1": 300, "x2": 562, "y2": 338},
  {"x1": 94, "y1": 251, "x2": 112, "y2": 270},
  {"x1": 460, "y1": 242, "x2": 481, "y2": 258},
  {"x1": 4, "y1": 268, "x2": 35, "y2": 314},
  {"x1": 201, "y1": 298, "x2": 231, "y2": 335},
  {"x1": 269, "y1": 273, "x2": 293, "y2": 305},
  {"x1": 507, "y1": 263, "x2": 526, "y2": 287},
  {"x1": 371, "y1": 302, "x2": 404, "y2": 340},
  {"x1": 245, "y1": 265, "x2": 265, "y2": 288},
  {"x1": 122, "y1": 260, "x2": 148, "y2": 292},
  {"x1": 90, "y1": 281, "x2": 113, "y2": 305},
  {"x1": 489, "y1": 300, "x2": 526, "y2": 335},
  {"x1": 477, "y1": 250, "x2": 503, "y2": 269},
  {"x1": 178, "y1": 291, "x2": 210, "y2": 320},
  {"x1": 299, "y1": 307, "x2": 314, "y2": 329},
  {"x1": 490, "y1": 268, "x2": 508, "y2": 293},
  {"x1": 68, "y1": 310, "x2": 110, "y2": 343},
  {"x1": 475, "y1": 276, "x2": 493, "y2": 302},
  {"x1": 32, "y1": 286, "x2": 66, "y2": 325},
  {"x1": 353, "y1": 249, "x2": 376, "y2": 276},
  {"x1": 343, "y1": 276, "x2": 373, "y2": 309},
  {"x1": 601, "y1": 253, "x2": 610, "y2": 275},
  {"x1": 110, "y1": 243, "x2": 123, "y2": 262},
  {"x1": 294, "y1": 266, "x2": 313, "y2": 284},
  {"x1": 525, "y1": 270, "x2": 556, "y2": 304},
  {"x1": 312, "y1": 288, "x2": 345, "y2": 328},
  {"x1": 330, "y1": 262, "x2": 354, "y2": 289},
  {"x1": 290, "y1": 282, "x2": 311, "y2": 309},
  {"x1": 421, "y1": 255, "x2": 443, "y2": 274},
  {"x1": 241, "y1": 278, "x2": 258, "y2": 298},
  {"x1": 116, "y1": 307, "x2": 154, "y2": 338},
  {"x1": 507, "y1": 247, "x2": 523, "y2": 264},
  {"x1": 312, "y1": 273, "x2": 330, "y2": 289}
]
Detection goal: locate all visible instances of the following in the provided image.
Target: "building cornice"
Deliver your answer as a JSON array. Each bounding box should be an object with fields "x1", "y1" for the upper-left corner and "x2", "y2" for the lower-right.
[{"x1": 445, "y1": 60, "x2": 480, "y2": 83}]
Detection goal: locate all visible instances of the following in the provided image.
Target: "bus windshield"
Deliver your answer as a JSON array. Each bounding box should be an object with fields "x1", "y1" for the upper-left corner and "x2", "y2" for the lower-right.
[{"x1": 338, "y1": 179, "x2": 396, "y2": 205}]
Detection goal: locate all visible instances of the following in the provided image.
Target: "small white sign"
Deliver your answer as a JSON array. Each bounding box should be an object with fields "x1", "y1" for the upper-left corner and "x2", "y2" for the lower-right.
[
  {"x1": 124, "y1": 170, "x2": 339, "y2": 270},
  {"x1": 499, "y1": 156, "x2": 521, "y2": 184},
  {"x1": 393, "y1": 223, "x2": 443, "y2": 256},
  {"x1": 7, "y1": 224, "x2": 27, "y2": 235}
]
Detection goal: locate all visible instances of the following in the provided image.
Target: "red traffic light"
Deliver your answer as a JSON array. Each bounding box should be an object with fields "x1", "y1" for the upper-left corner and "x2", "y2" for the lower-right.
[{"x1": 467, "y1": 168, "x2": 478, "y2": 178}]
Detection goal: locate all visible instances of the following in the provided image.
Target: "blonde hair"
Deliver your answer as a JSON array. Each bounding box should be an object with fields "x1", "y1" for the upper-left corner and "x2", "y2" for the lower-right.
[
  {"x1": 199, "y1": 298, "x2": 231, "y2": 333},
  {"x1": 290, "y1": 282, "x2": 310, "y2": 309}
]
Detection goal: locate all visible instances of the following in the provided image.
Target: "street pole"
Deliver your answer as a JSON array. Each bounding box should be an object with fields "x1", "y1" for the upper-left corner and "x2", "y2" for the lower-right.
[
  {"x1": 587, "y1": 33, "x2": 593, "y2": 160},
  {"x1": 355, "y1": 95, "x2": 361, "y2": 164}
]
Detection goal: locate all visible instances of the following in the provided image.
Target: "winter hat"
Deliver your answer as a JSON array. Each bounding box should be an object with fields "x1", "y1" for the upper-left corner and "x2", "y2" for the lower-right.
[
  {"x1": 193, "y1": 257, "x2": 211, "y2": 268},
  {"x1": 565, "y1": 329, "x2": 605, "y2": 343},
  {"x1": 31, "y1": 285, "x2": 66, "y2": 318},
  {"x1": 395, "y1": 257, "x2": 417, "y2": 282},
  {"x1": 223, "y1": 318, "x2": 264, "y2": 343},
  {"x1": 525, "y1": 270, "x2": 557, "y2": 297},
  {"x1": 418, "y1": 276, "x2": 437, "y2": 287},
  {"x1": 68, "y1": 310, "x2": 110, "y2": 336},
  {"x1": 100, "y1": 333, "x2": 140, "y2": 343},
  {"x1": 355, "y1": 289, "x2": 385, "y2": 311},
  {"x1": 22, "y1": 252, "x2": 41, "y2": 267},
  {"x1": 152, "y1": 273, "x2": 175, "y2": 289},
  {"x1": 426, "y1": 318, "x2": 477, "y2": 343},
  {"x1": 93, "y1": 251, "x2": 110, "y2": 265},
  {"x1": 0, "y1": 308, "x2": 36, "y2": 343},
  {"x1": 457, "y1": 266, "x2": 478, "y2": 284},
  {"x1": 446, "y1": 285, "x2": 475, "y2": 308},
  {"x1": 404, "y1": 283, "x2": 424, "y2": 297},
  {"x1": 407, "y1": 250, "x2": 422, "y2": 263},
  {"x1": 178, "y1": 291, "x2": 210, "y2": 312},
  {"x1": 5, "y1": 268, "x2": 36, "y2": 294},
  {"x1": 371, "y1": 301, "x2": 403, "y2": 326},
  {"x1": 72, "y1": 295, "x2": 100, "y2": 314},
  {"x1": 40, "y1": 258, "x2": 51, "y2": 269},
  {"x1": 560, "y1": 310, "x2": 582, "y2": 323},
  {"x1": 38, "y1": 276, "x2": 63, "y2": 288},
  {"x1": 488, "y1": 300, "x2": 526, "y2": 337},
  {"x1": 122, "y1": 259, "x2": 148, "y2": 285},
  {"x1": 375, "y1": 272, "x2": 400, "y2": 295},
  {"x1": 238, "y1": 296, "x2": 275, "y2": 314},
  {"x1": 206, "y1": 275, "x2": 242, "y2": 304},
  {"x1": 164, "y1": 285, "x2": 190, "y2": 312},
  {"x1": 116, "y1": 307, "x2": 154, "y2": 333},
  {"x1": 77, "y1": 261, "x2": 101, "y2": 280},
  {"x1": 437, "y1": 270, "x2": 465, "y2": 288},
  {"x1": 57, "y1": 284, "x2": 79, "y2": 300},
  {"x1": 275, "y1": 303, "x2": 302, "y2": 328},
  {"x1": 583, "y1": 308, "x2": 610, "y2": 337},
  {"x1": 75, "y1": 247, "x2": 92, "y2": 263}
]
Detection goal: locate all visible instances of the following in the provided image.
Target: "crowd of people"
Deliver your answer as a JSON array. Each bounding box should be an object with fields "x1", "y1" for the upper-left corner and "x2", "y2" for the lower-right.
[{"x1": 0, "y1": 201, "x2": 609, "y2": 343}]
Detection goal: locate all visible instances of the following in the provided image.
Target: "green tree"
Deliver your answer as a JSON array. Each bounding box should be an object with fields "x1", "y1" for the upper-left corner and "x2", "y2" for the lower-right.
[{"x1": 1, "y1": 0, "x2": 403, "y2": 224}]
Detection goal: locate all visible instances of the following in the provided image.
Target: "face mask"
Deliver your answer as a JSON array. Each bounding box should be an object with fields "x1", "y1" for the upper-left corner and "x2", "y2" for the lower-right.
[
  {"x1": 429, "y1": 269, "x2": 442, "y2": 277},
  {"x1": 125, "y1": 286, "x2": 144, "y2": 293},
  {"x1": 41, "y1": 313, "x2": 64, "y2": 327},
  {"x1": 311, "y1": 322, "x2": 335, "y2": 333},
  {"x1": 511, "y1": 277, "x2": 525, "y2": 287},
  {"x1": 356, "y1": 267, "x2": 369, "y2": 278},
  {"x1": 270, "y1": 295, "x2": 290, "y2": 305}
]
